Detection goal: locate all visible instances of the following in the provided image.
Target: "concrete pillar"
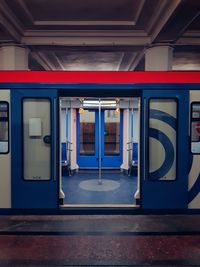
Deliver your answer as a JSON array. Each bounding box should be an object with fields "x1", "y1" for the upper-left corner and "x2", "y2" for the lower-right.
[
  {"x1": 0, "y1": 45, "x2": 29, "y2": 70},
  {"x1": 145, "y1": 45, "x2": 173, "y2": 71}
]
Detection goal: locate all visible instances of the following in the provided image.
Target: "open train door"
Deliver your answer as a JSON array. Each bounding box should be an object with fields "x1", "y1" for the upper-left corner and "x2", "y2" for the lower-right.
[
  {"x1": 141, "y1": 90, "x2": 189, "y2": 209},
  {"x1": 11, "y1": 90, "x2": 58, "y2": 209}
]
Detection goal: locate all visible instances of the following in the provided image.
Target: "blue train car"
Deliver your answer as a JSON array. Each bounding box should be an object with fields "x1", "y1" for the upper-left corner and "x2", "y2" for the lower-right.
[{"x1": 0, "y1": 71, "x2": 199, "y2": 213}]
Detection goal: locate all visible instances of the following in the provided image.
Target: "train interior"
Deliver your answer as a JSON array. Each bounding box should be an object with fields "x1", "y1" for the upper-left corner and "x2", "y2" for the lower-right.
[{"x1": 59, "y1": 96, "x2": 140, "y2": 207}]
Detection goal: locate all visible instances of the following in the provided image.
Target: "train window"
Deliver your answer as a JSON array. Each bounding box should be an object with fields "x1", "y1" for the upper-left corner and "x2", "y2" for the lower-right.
[
  {"x1": 191, "y1": 103, "x2": 200, "y2": 154},
  {"x1": 0, "y1": 102, "x2": 9, "y2": 154},
  {"x1": 104, "y1": 110, "x2": 120, "y2": 155},
  {"x1": 149, "y1": 99, "x2": 177, "y2": 180},
  {"x1": 80, "y1": 110, "x2": 95, "y2": 155},
  {"x1": 23, "y1": 99, "x2": 51, "y2": 180}
]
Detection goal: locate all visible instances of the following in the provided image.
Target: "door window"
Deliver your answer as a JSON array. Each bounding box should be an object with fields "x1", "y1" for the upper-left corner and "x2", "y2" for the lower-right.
[
  {"x1": 104, "y1": 110, "x2": 120, "y2": 155},
  {"x1": 191, "y1": 103, "x2": 200, "y2": 154},
  {"x1": 79, "y1": 110, "x2": 95, "y2": 156},
  {"x1": 23, "y1": 99, "x2": 51, "y2": 180},
  {"x1": 0, "y1": 102, "x2": 9, "y2": 154},
  {"x1": 148, "y1": 99, "x2": 177, "y2": 180}
]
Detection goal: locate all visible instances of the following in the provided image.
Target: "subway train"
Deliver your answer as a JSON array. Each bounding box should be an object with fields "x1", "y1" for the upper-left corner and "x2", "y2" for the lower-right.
[{"x1": 0, "y1": 71, "x2": 200, "y2": 213}]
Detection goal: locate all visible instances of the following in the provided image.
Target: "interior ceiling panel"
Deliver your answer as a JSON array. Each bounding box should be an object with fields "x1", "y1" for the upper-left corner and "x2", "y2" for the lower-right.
[
  {"x1": 23, "y1": 0, "x2": 142, "y2": 21},
  {"x1": 134, "y1": 0, "x2": 160, "y2": 29},
  {"x1": 154, "y1": 0, "x2": 200, "y2": 43},
  {"x1": 187, "y1": 15, "x2": 200, "y2": 31},
  {"x1": 0, "y1": 27, "x2": 13, "y2": 41}
]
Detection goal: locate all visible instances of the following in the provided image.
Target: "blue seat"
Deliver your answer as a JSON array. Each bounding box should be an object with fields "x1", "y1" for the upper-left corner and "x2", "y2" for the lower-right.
[
  {"x1": 61, "y1": 142, "x2": 70, "y2": 176},
  {"x1": 61, "y1": 142, "x2": 67, "y2": 164},
  {"x1": 132, "y1": 143, "x2": 138, "y2": 166},
  {"x1": 128, "y1": 142, "x2": 138, "y2": 176}
]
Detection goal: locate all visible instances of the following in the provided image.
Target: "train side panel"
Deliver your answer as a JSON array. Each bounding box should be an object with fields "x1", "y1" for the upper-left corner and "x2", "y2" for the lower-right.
[{"x1": 0, "y1": 90, "x2": 11, "y2": 208}]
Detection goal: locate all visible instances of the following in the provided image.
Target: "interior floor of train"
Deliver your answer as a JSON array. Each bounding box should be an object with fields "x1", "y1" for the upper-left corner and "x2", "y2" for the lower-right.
[{"x1": 62, "y1": 170, "x2": 137, "y2": 205}]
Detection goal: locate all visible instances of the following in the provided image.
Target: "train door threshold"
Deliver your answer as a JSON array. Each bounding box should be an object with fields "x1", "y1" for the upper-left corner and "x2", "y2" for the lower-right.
[{"x1": 60, "y1": 204, "x2": 140, "y2": 208}]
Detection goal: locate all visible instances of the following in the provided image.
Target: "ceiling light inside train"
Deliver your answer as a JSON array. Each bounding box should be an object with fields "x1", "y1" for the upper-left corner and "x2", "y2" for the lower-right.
[
  {"x1": 79, "y1": 107, "x2": 85, "y2": 114},
  {"x1": 115, "y1": 107, "x2": 120, "y2": 113},
  {"x1": 82, "y1": 100, "x2": 117, "y2": 108}
]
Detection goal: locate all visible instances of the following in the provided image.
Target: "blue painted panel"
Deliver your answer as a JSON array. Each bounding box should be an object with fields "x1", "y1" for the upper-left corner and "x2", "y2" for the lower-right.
[
  {"x1": 141, "y1": 90, "x2": 189, "y2": 209},
  {"x1": 11, "y1": 90, "x2": 58, "y2": 209},
  {"x1": 1, "y1": 82, "x2": 200, "y2": 90}
]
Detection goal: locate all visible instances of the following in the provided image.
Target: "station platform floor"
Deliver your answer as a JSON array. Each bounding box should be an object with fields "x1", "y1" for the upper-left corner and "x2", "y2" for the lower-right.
[{"x1": 0, "y1": 214, "x2": 200, "y2": 266}]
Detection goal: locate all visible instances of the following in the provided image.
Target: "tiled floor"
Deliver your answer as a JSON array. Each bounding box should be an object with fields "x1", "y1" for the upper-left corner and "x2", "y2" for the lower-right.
[
  {"x1": 62, "y1": 170, "x2": 137, "y2": 205},
  {"x1": 0, "y1": 215, "x2": 200, "y2": 266}
]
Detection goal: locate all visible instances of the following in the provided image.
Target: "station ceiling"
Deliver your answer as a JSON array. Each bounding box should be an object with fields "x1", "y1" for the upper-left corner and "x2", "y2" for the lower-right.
[{"x1": 0, "y1": 0, "x2": 199, "y2": 70}]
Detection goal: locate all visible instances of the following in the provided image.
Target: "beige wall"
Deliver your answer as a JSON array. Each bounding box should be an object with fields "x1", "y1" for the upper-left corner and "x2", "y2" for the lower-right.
[
  {"x1": 0, "y1": 90, "x2": 11, "y2": 208},
  {"x1": 188, "y1": 91, "x2": 200, "y2": 208}
]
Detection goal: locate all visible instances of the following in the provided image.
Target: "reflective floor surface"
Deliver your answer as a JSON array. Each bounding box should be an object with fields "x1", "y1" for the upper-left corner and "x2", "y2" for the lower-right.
[{"x1": 0, "y1": 214, "x2": 200, "y2": 266}]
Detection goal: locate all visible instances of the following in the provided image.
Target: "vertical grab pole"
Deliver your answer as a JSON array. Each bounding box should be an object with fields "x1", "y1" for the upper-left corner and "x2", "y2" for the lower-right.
[{"x1": 98, "y1": 98, "x2": 102, "y2": 185}]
